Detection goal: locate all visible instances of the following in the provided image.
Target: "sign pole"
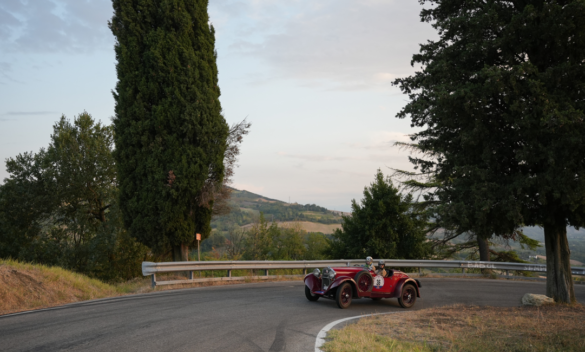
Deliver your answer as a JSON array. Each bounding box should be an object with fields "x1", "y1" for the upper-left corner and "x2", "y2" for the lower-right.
[
  {"x1": 196, "y1": 233, "x2": 201, "y2": 261},
  {"x1": 196, "y1": 233, "x2": 201, "y2": 277}
]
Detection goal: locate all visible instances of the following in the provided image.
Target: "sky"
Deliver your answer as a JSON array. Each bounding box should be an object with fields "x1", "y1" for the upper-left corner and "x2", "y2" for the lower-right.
[{"x1": 0, "y1": 0, "x2": 438, "y2": 212}]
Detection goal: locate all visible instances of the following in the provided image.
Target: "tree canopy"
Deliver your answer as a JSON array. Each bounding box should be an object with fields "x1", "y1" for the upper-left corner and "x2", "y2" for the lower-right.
[
  {"x1": 327, "y1": 170, "x2": 430, "y2": 260},
  {"x1": 394, "y1": 0, "x2": 585, "y2": 303},
  {"x1": 110, "y1": 0, "x2": 229, "y2": 261},
  {"x1": 0, "y1": 113, "x2": 147, "y2": 281}
]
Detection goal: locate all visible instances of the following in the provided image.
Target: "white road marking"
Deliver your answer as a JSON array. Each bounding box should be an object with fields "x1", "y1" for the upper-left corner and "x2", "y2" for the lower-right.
[{"x1": 314, "y1": 312, "x2": 397, "y2": 352}]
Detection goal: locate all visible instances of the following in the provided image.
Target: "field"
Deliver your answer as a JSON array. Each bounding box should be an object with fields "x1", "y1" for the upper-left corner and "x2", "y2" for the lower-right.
[{"x1": 240, "y1": 221, "x2": 342, "y2": 234}]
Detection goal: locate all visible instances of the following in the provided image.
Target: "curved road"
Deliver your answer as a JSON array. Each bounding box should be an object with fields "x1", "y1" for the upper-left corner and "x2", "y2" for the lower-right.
[{"x1": 1, "y1": 279, "x2": 584, "y2": 352}]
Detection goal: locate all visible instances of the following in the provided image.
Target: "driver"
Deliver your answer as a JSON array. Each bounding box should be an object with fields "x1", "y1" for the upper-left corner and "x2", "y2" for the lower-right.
[
  {"x1": 375, "y1": 260, "x2": 387, "y2": 277},
  {"x1": 365, "y1": 256, "x2": 375, "y2": 271}
]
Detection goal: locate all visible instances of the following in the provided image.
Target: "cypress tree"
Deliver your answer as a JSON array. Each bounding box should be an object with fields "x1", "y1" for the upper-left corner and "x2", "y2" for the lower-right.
[
  {"x1": 395, "y1": 0, "x2": 585, "y2": 303},
  {"x1": 109, "y1": 0, "x2": 228, "y2": 261}
]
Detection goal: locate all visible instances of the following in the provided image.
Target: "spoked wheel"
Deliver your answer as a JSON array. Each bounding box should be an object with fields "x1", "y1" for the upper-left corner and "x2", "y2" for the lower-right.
[
  {"x1": 336, "y1": 282, "x2": 353, "y2": 309},
  {"x1": 305, "y1": 285, "x2": 320, "y2": 302},
  {"x1": 398, "y1": 284, "x2": 417, "y2": 308},
  {"x1": 355, "y1": 271, "x2": 373, "y2": 292}
]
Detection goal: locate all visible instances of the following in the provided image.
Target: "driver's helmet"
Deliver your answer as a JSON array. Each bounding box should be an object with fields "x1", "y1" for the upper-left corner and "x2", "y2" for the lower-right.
[
  {"x1": 378, "y1": 260, "x2": 385, "y2": 270},
  {"x1": 366, "y1": 256, "x2": 373, "y2": 266}
]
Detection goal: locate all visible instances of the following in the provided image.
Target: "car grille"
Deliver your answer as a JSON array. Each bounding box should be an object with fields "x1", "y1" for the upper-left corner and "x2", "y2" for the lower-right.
[{"x1": 322, "y1": 277, "x2": 331, "y2": 290}]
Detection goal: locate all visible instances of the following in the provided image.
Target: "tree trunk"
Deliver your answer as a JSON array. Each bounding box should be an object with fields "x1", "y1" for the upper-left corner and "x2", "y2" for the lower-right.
[
  {"x1": 543, "y1": 223, "x2": 575, "y2": 304},
  {"x1": 477, "y1": 236, "x2": 492, "y2": 275},
  {"x1": 173, "y1": 243, "x2": 189, "y2": 261},
  {"x1": 477, "y1": 237, "x2": 490, "y2": 262},
  {"x1": 172, "y1": 243, "x2": 190, "y2": 277}
]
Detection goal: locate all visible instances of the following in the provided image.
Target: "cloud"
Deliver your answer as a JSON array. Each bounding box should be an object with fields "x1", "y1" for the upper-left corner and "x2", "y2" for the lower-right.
[
  {"x1": 0, "y1": 0, "x2": 114, "y2": 53},
  {"x1": 4, "y1": 111, "x2": 56, "y2": 116},
  {"x1": 347, "y1": 131, "x2": 412, "y2": 151},
  {"x1": 277, "y1": 152, "x2": 358, "y2": 162},
  {"x1": 212, "y1": 0, "x2": 437, "y2": 91},
  {"x1": 231, "y1": 183, "x2": 265, "y2": 195}
]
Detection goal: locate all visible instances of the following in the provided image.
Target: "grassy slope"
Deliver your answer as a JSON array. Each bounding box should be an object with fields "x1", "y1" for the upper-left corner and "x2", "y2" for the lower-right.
[
  {"x1": 240, "y1": 221, "x2": 342, "y2": 234},
  {"x1": 322, "y1": 304, "x2": 585, "y2": 352},
  {"x1": 0, "y1": 259, "x2": 121, "y2": 315}
]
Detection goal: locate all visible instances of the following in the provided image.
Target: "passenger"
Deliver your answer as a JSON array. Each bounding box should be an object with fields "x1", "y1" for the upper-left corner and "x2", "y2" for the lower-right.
[
  {"x1": 365, "y1": 256, "x2": 375, "y2": 271},
  {"x1": 375, "y1": 260, "x2": 387, "y2": 277}
]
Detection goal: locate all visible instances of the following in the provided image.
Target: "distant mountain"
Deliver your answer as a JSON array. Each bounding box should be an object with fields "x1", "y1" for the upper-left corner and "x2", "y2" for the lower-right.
[{"x1": 211, "y1": 188, "x2": 347, "y2": 234}]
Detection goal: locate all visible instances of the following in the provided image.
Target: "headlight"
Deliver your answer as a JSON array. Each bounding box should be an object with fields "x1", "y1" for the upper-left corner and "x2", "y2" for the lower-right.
[
  {"x1": 328, "y1": 268, "x2": 336, "y2": 279},
  {"x1": 323, "y1": 267, "x2": 336, "y2": 280},
  {"x1": 313, "y1": 268, "x2": 321, "y2": 278}
]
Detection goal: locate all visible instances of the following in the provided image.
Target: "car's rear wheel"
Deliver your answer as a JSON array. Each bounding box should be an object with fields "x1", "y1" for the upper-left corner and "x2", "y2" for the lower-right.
[
  {"x1": 355, "y1": 271, "x2": 373, "y2": 292},
  {"x1": 305, "y1": 285, "x2": 320, "y2": 301},
  {"x1": 398, "y1": 284, "x2": 417, "y2": 308},
  {"x1": 335, "y1": 282, "x2": 353, "y2": 309}
]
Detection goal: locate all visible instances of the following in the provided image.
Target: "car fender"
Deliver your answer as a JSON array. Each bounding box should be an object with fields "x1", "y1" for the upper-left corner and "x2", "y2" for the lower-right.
[
  {"x1": 393, "y1": 278, "x2": 420, "y2": 298},
  {"x1": 328, "y1": 276, "x2": 358, "y2": 297},
  {"x1": 304, "y1": 274, "x2": 321, "y2": 292}
]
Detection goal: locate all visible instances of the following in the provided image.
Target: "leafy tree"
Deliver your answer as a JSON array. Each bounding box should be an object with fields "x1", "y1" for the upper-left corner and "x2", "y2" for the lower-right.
[
  {"x1": 110, "y1": 0, "x2": 229, "y2": 261},
  {"x1": 271, "y1": 223, "x2": 307, "y2": 260},
  {"x1": 392, "y1": 142, "x2": 541, "y2": 267},
  {"x1": 394, "y1": 0, "x2": 585, "y2": 303},
  {"x1": 327, "y1": 169, "x2": 431, "y2": 260},
  {"x1": 0, "y1": 113, "x2": 148, "y2": 281},
  {"x1": 243, "y1": 213, "x2": 279, "y2": 260},
  {"x1": 304, "y1": 233, "x2": 330, "y2": 260}
]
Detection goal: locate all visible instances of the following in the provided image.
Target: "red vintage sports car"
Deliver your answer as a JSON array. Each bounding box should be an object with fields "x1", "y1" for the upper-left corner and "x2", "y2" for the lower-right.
[{"x1": 303, "y1": 259, "x2": 421, "y2": 309}]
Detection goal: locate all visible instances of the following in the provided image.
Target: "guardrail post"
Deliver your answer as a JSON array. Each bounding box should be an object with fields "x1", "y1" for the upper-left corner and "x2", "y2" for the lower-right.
[
  {"x1": 228, "y1": 270, "x2": 232, "y2": 278},
  {"x1": 505, "y1": 270, "x2": 509, "y2": 279},
  {"x1": 303, "y1": 268, "x2": 307, "y2": 275},
  {"x1": 418, "y1": 268, "x2": 421, "y2": 275},
  {"x1": 265, "y1": 269, "x2": 269, "y2": 276},
  {"x1": 462, "y1": 268, "x2": 466, "y2": 276},
  {"x1": 189, "y1": 271, "x2": 193, "y2": 280},
  {"x1": 151, "y1": 274, "x2": 156, "y2": 288}
]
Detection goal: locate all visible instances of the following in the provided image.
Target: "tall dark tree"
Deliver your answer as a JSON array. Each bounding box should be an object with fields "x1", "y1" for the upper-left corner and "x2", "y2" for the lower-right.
[
  {"x1": 395, "y1": 0, "x2": 585, "y2": 303},
  {"x1": 327, "y1": 170, "x2": 431, "y2": 260},
  {"x1": 392, "y1": 142, "x2": 540, "y2": 267},
  {"x1": 110, "y1": 0, "x2": 229, "y2": 261}
]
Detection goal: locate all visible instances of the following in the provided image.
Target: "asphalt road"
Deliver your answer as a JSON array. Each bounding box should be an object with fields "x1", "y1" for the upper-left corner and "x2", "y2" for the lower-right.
[{"x1": 1, "y1": 278, "x2": 584, "y2": 352}]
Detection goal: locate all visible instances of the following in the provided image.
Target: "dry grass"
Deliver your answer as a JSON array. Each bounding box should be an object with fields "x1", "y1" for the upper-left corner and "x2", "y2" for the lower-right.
[
  {"x1": 241, "y1": 221, "x2": 342, "y2": 234},
  {"x1": 0, "y1": 259, "x2": 304, "y2": 315},
  {"x1": 0, "y1": 259, "x2": 119, "y2": 315},
  {"x1": 322, "y1": 304, "x2": 585, "y2": 352}
]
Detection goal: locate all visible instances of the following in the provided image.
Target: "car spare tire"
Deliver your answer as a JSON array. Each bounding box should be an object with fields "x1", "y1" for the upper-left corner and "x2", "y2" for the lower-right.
[{"x1": 355, "y1": 271, "x2": 373, "y2": 292}]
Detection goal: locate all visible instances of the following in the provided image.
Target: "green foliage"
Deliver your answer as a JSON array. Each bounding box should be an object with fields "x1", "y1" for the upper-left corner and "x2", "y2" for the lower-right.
[
  {"x1": 305, "y1": 232, "x2": 330, "y2": 260},
  {"x1": 0, "y1": 113, "x2": 149, "y2": 282},
  {"x1": 110, "y1": 0, "x2": 229, "y2": 258},
  {"x1": 200, "y1": 212, "x2": 331, "y2": 261},
  {"x1": 327, "y1": 169, "x2": 431, "y2": 260},
  {"x1": 395, "y1": 0, "x2": 585, "y2": 236},
  {"x1": 395, "y1": 0, "x2": 585, "y2": 302}
]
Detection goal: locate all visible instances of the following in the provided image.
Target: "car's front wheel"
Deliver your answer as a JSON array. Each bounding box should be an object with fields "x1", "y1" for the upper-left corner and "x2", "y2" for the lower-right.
[
  {"x1": 335, "y1": 282, "x2": 353, "y2": 309},
  {"x1": 305, "y1": 285, "x2": 320, "y2": 301},
  {"x1": 398, "y1": 284, "x2": 417, "y2": 308}
]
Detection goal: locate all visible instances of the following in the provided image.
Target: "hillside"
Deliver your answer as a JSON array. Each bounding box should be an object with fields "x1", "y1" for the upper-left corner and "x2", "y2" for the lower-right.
[{"x1": 211, "y1": 188, "x2": 347, "y2": 234}]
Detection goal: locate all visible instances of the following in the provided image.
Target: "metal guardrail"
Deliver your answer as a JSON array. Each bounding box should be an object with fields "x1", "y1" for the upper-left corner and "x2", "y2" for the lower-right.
[{"x1": 142, "y1": 259, "x2": 585, "y2": 287}]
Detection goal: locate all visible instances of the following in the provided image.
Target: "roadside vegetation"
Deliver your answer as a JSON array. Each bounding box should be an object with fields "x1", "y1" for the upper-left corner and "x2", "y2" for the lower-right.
[
  {"x1": 322, "y1": 304, "x2": 585, "y2": 352},
  {"x1": 0, "y1": 259, "x2": 306, "y2": 315}
]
